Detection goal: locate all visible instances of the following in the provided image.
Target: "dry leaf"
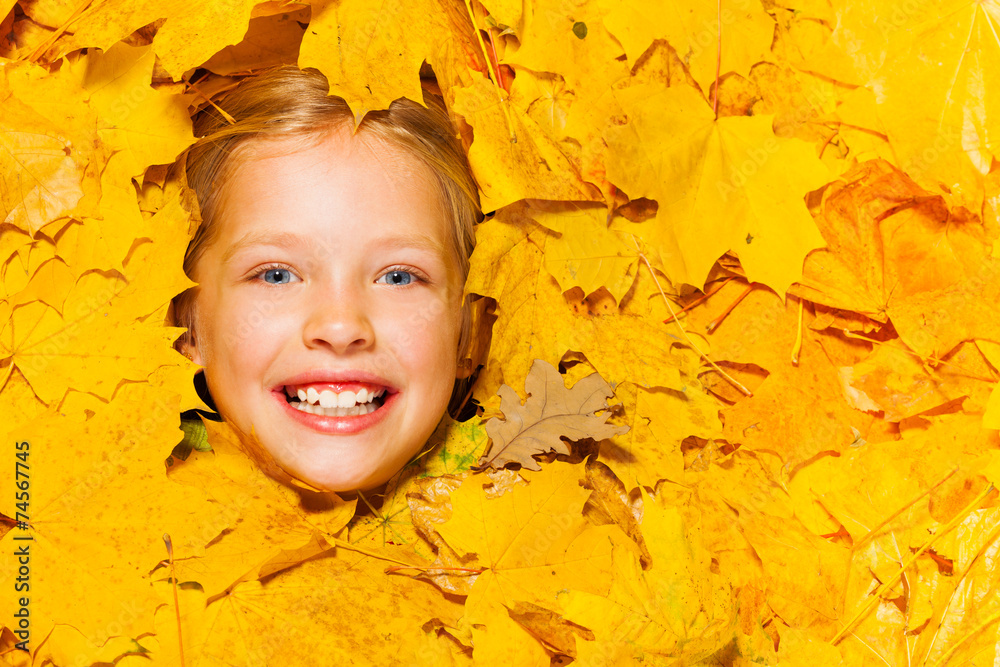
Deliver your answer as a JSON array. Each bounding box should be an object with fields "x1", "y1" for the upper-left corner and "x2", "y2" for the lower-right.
[{"x1": 476, "y1": 359, "x2": 628, "y2": 471}]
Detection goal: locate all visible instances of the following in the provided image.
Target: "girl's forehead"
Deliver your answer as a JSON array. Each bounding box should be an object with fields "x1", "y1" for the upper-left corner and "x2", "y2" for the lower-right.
[
  {"x1": 224, "y1": 131, "x2": 406, "y2": 193},
  {"x1": 226, "y1": 130, "x2": 441, "y2": 201},
  {"x1": 209, "y1": 131, "x2": 456, "y2": 262},
  {"x1": 236, "y1": 127, "x2": 418, "y2": 168}
]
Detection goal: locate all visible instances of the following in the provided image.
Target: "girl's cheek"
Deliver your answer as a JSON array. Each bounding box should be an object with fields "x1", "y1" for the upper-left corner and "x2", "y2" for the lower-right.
[
  {"x1": 371, "y1": 303, "x2": 439, "y2": 362},
  {"x1": 226, "y1": 291, "x2": 290, "y2": 339},
  {"x1": 403, "y1": 296, "x2": 454, "y2": 334}
]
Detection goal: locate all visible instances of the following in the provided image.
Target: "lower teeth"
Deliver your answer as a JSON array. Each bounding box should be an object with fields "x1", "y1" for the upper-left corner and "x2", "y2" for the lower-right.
[{"x1": 289, "y1": 399, "x2": 380, "y2": 417}]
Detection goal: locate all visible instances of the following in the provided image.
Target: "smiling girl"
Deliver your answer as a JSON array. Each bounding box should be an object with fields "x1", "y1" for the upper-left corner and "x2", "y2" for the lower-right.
[{"x1": 171, "y1": 65, "x2": 481, "y2": 492}]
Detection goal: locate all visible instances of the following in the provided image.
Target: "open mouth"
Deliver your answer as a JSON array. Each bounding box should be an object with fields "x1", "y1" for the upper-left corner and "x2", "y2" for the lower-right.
[{"x1": 281, "y1": 384, "x2": 388, "y2": 417}]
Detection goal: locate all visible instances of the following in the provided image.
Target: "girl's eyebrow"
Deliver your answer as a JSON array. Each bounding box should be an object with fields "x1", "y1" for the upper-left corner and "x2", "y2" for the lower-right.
[
  {"x1": 221, "y1": 230, "x2": 303, "y2": 266},
  {"x1": 376, "y1": 233, "x2": 448, "y2": 256},
  {"x1": 221, "y1": 230, "x2": 448, "y2": 266}
]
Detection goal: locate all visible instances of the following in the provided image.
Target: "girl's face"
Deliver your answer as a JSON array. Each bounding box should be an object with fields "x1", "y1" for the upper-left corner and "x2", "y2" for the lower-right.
[{"x1": 184, "y1": 128, "x2": 464, "y2": 491}]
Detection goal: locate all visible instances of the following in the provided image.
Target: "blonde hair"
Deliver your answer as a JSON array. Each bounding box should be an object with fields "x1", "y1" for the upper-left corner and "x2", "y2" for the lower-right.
[{"x1": 171, "y1": 65, "x2": 482, "y2": 413}]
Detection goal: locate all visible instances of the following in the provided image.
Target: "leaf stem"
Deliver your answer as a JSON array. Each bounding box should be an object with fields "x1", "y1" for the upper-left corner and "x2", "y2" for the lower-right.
[
  {"x1": 163, "y1": 534, "x2": 186, "y2": 667},
  {"x1": 26, "y1": 0, "x2": 92, "y2": 62},
  {"x1": 923, "y1": 515, "x2": 1000, "y2": 660},
  {"x1": 485, "y1": 24, "x2": 509, "y2": 92},
  {"x1": 356, "y1": 489, "x2": 385, "y2": 523},
  {"x1": 841, "y1": 329, "x2": 997, "y2": 383},
  {"x1": 850, "y1": 467, "x2": 957, "y2": 552},
  {"x1": 385, "y1": 565, "x2": 485, "y2": 574},
  {"x1": 713, "y1": 0, "x2": 722, "y2": 119},
  {"x1": 830, "y1": 482, "x2": 994, "y2": 644},
  {"x1": 185, "y1": 79, "x2": 236, "y2": 125},
  {"x1": 463, "y1": 0, "x2": 517, "y2": 143},
  {"x1": 927, "y1": 609, "x2": 1000, "y2": 667},
  {"x1": 630, "y1": 235, "x2": 752, "y2": 397},
  {"x1": 791, "y1": 297, "x2": 804, "y2": 365},
  {"x1": 662, "y1": 277, "x2": 733, "y2": 323},
  {"x1": 705, "y1": 283, "x2": 753, "y2": 333},
  {"x1": 328, "y1": 537, "x2": 430, "y2": 569},
  {"x1": 0, "y1": 362, "x2": 13, "y2": 397}
]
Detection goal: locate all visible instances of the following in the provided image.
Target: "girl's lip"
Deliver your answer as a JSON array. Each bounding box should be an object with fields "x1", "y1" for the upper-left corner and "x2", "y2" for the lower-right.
[
  {"x1": 283, "y1": 381, "x2": 386, "y2": 398},
  {"x1": 274, "y1": 369, "x2": 396, "y2": 392},
  {"x1": 272, "y1": 387, "x2": 397, "y2": 435}
]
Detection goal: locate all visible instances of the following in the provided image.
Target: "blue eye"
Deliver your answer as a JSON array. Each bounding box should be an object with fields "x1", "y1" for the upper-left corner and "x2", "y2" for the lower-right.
[
  {"x1": 379, "y1": 270, "x2": 414, "y2": 286},
  {"x1": 262, "y1": 268, "x2": 295, "y2": 284}
]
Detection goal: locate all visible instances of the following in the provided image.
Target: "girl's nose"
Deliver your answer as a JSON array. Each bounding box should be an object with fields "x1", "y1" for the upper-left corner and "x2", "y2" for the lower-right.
[{"x1": 302, "y1": 288, "x2": 375, "y2": 354}]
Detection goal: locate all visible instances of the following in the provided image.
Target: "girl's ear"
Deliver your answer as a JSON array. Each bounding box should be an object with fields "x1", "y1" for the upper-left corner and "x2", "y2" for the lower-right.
[
  {"x1": 172, "y1": 289, "x2": 204, "y2": 365},
  {"x1": 455, "y1": 356, "x2": 474, "y2": 379},
  {"x1": 179, "y1": 333, "x2": 204, "y2": 366}
]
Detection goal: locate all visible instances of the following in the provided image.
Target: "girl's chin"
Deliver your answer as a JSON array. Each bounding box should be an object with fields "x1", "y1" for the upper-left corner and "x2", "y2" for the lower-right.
[{"x1": 279, "y1": 456, "x2": 403, "y2": 493}]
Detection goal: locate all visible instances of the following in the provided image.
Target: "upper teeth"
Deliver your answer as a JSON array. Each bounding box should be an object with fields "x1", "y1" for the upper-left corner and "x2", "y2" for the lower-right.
[{"x1": 288, "y1": 386, "x2": 384, "y2": 408}]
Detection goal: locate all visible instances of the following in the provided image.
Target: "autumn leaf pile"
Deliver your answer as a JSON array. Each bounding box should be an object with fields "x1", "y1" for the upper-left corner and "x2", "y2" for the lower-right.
[{"x1": 3, "y1": 0, "x2": 1000, "y2": 664}]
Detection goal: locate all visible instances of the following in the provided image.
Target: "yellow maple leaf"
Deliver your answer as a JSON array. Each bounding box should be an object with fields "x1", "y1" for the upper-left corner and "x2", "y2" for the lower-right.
[
  {"x1": 66, "y1": 42, "x2": 195, "y2": 176},
  {"x1": 979, "y1": 340, "x2": 1000, "y2": 429},
  {"x1": 149, "y1": 547, "x2": 465, "y2": 665},
  {"x1": 17, "y1": 0, "x2": 253, "y2": 78},
  {"x1": 466, "y1": 207, "x2": 690, "y2": 397},
  {"x1": 42, "y1": 152, "x2": 152, "y2": 282},
  {"x1": 163, "y1": 418, "x2": 357, "y2": 598},
  {"x1": 779, "y1": 0, "x2": 999, "y2": 212},
  {"x1": 911, "y1": 500, "x2": 1000, "y2": 665},
  {"x1": 0, "y1": 383, "x2": 225, "y2": 648},
  {"x1": 795, "y1": 160, "x2": 1000, "y2": 359},
  {"x1": 870, "y1": 0, "x2": 999, "y2": 208},
  {"x1": 0, "y1": 194, "x2": 192, "y2": 403},
  {"x1": 606, "y1": 82, "x2": 831, "y2": 294},
  {"x1": 301, "y1": 0, "x2": 472, "y2": 119},
  {"x1": 151, "y1": 0, "x2": 259, "y2": 79},
  {"x1": 599, "y1": 0, "x2": 774, "y2": 92},
  {"x1": 786, "y1": 414, "x2": 994, "y2": 647},
  {"x1": 529, "y1": 204, "x2": 639, "y2": 303},
  {"x1": 0, "y1": 61, "x2": 99, "y2": 236},
  {"x1": 468, "y1": 600, "x2": 552, "y2": 665},
  {"x1": 561, "y1": 490, "x2": 734, "y2": 662},
  {"x1": 718, "y1": 340, "x2": 876, "y2": 466},
  {"x1": 502, "y1": 0, "x2": 624, "y2": 97},
  {"x1": 601, "y1": 381, "x2": 722, "y2": 488},
  {"x1": 841, "y1": 339, "x2": 974, "y2": 422},
  {"x1": 453, "y1": 75, "x2": 600, "y2": 212},
  {"x1": 435, "y1": 461, "x2": 621, "y2": 630},
  {"x1": 0, "y1": 295, "x2": 182, "y2": 404}
]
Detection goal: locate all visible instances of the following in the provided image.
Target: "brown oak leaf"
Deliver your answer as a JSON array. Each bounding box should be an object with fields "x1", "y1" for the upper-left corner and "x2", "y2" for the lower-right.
[{"x1": 476, "y1": 359, "x2": 628, "y2": 471}]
